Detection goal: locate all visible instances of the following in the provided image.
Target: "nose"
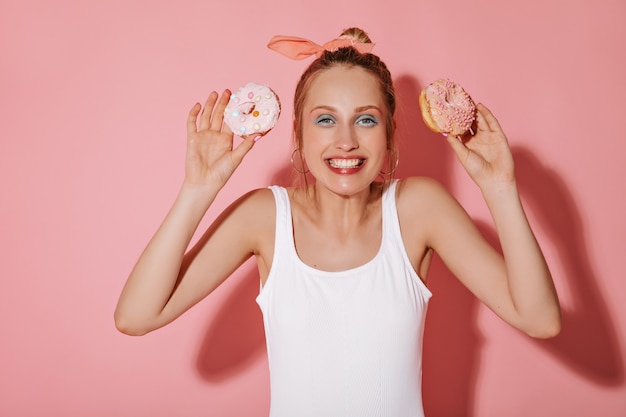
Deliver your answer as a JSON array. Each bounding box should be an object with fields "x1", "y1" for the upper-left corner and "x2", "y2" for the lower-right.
[{"x1": 334, "y1": 125, "x2": 359, "y2": 151}]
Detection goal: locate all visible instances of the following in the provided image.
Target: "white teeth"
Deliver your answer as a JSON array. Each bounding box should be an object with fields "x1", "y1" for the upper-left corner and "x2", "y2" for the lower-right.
[{"x1": 328, "y1": 159, "x2": 363, "y2": 168}]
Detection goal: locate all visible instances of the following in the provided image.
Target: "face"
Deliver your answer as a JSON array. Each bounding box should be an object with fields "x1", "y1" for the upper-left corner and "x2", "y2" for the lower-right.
[{"x1": 300, "y1": 66, "x2": 388, "y2": 196}]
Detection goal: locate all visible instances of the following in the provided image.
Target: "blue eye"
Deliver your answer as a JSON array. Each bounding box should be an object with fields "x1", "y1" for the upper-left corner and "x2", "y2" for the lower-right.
[
  {"x1": 314, "y1": 115, "x2": 335, "y2": 126},
  {"x1": 356, "y1": 115, "x2": 379, "y2": 127}
]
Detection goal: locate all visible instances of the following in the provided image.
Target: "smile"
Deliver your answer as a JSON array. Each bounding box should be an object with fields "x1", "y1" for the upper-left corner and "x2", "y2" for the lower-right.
[{"x1": 327, "y1": 158, "x2": 365, "y2": 169}]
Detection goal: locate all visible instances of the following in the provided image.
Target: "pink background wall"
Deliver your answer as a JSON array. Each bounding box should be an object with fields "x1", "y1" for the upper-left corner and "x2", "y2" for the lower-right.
[{"x1": 2, "y1": 0, "x2": 625, "y2": 415}]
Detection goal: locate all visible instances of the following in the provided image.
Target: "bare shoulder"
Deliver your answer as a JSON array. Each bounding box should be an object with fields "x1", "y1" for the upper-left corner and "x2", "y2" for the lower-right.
[
  {"x1": 204, "y1": 187, "x2": 276, "y2": 251},
  {"x1": 237, "y1": 187, "x2": 276, "y2": 212},
  {"x1": 396, "y1": 176, "x2": 456, "y2": 210},
  {"x1": 230, "y1": 187, "x2": 277, "y2": 278},
  {"x1": 236, "y1": 187, "x2": 276, "y2": 250},
  {"x1": 228, "y1": 187, "x2": 276, "y2": 229},
  {"x1": 395, "y1": 177, "x2": 469, "y2": 246}
]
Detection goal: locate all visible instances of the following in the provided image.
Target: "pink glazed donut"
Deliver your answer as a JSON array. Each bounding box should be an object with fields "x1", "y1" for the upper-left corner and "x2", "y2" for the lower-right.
[
  {"x1": 419, "y1": 79, "x2": 476, "y2": 137},
  {"x1": 224, "y1": 82, "x2": 281, "y2": 138}
]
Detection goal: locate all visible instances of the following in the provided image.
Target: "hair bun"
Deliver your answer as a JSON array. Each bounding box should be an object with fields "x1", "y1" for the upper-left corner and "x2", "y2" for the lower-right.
[{"x1": 340, "y1": 27, "x2": 372, "y2": 44}]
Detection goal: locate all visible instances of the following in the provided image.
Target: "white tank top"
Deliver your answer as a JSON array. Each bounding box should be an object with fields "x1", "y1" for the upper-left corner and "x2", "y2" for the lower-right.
[{"x1": 256, "y1": 180, "x2": 432, "y2": 417}]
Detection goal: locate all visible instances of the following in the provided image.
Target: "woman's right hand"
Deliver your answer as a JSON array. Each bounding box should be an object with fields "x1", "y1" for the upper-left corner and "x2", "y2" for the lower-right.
[{"x1": 184, "y1": 90, "x2": 257, "y2": 188}]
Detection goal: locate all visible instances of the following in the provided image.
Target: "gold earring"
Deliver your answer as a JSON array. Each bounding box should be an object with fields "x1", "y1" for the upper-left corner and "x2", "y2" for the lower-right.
[
  {"x1": 380, "y1": 148, "x2": 399, "y2": 176},
  {"x1": 291, "y1": 149, "x2": 309, "y2": 174}
]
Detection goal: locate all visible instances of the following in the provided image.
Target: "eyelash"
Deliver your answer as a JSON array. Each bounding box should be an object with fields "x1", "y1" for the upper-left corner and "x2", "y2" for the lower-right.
[
  {"x1": 314, "y1": 114, "x2": 379, "y2": 127},
  {"x1": 356, "y1": 115, "x2": 379, "y2": 127},
  {"x1": 314, "y1": 115, "x2": 336, "y2": 126}
]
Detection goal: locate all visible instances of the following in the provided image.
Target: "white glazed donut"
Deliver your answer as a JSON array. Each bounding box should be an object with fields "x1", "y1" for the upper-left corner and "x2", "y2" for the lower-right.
[{"x1": 223, "y1": 82, "x2": 281, "y2": 138}]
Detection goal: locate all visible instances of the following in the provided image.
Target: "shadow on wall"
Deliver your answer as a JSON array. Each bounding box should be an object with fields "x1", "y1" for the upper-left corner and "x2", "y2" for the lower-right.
[
  {"x1": 194, "y1": 264, "x2": 267, "y2": 382},
  {"x1": 192, "y1": 75, "x2": 623, "y2": 415},
  {"x1": 513, "y1": 147, "x2": 624, "y2": 386}
]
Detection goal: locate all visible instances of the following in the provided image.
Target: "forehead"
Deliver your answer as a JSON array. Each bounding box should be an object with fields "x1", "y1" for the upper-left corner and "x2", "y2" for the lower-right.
[{"x1": 304, "y1": 66, "x2": 384, "y2": 108}]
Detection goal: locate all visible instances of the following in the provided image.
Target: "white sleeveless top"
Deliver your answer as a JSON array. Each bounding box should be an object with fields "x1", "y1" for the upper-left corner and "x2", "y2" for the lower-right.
[{"x1": 256, "y1": 180, "x2": 432, "y2": 417}]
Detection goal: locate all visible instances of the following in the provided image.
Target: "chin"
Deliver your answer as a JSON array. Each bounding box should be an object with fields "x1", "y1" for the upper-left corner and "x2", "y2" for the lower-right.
[{"x1": 325, "y1": 177, "x2": 378, "y2": 197}]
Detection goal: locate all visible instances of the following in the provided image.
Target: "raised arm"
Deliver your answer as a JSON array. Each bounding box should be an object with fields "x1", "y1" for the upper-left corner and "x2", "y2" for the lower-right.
[
  {"x1": 114, "y1": 90, "x2": 261, "y2": 336},
  {"x1": 422, "y1": 104, "x2": 561, "y2": 338}
]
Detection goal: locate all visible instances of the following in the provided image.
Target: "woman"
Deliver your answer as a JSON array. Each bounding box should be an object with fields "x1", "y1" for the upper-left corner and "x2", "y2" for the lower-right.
[{"x1": 115, "y1": 28, "x2": 561, "y2": 417}]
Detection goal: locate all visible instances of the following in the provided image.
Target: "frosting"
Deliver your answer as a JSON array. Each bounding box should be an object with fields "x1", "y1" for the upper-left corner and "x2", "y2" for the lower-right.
[
  {"x1": 424, "y1": 79, "x2": 475, "y2": 135},
  {"x1": 224, "y1": 83, "x2": 281, "y2": 137}
]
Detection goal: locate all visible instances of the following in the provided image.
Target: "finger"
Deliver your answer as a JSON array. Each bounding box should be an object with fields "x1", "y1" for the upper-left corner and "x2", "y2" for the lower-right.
[
  {"x1": 231, "y1": 134, "x2": 257, "y2": 165},
  {"x1": 198, "y1": 91, "x2": 219, "y2": 131},
  {"x1": 222, "y1": 121, "x2": 234, "y2": 137},
  {"x1": 209, "y1": 89, "x2": 231, "y2": 132},
  {"x1": 476, "y1": 103, "x2": 503, "y2": 133},
  {"x1": 187, "y1": 103, "x2": 201, "y2": 135}
]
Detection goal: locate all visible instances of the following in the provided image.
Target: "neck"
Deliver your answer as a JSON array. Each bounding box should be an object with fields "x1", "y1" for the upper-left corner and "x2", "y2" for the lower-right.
[{"x1": 300, "y1": 181, "x2": 384, "y2": 227}]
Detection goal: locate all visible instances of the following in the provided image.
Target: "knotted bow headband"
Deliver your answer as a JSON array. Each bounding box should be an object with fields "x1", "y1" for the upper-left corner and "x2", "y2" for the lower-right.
[{"x1": 267, "y1": 35, "x2": 375, "y2": 60}]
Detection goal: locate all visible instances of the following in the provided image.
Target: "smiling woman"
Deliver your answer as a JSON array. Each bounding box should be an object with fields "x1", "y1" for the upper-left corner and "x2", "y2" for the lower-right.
[
  {"x1": 115, "y1": 27, "x2": 561, "y2": 417},
  {"x1": 299, "y1": 65, "x2": 388, "y2": 194}
]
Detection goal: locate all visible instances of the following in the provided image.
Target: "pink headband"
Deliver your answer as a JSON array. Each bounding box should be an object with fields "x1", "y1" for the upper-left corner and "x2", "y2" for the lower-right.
[{"x1": 267, "y1": 35, "x2": 374, "y2": 60}]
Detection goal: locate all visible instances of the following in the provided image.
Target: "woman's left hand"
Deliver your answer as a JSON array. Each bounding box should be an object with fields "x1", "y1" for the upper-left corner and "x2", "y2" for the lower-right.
[{"x1": 446, "y1": 103, "x2": 515, "y2": 190}]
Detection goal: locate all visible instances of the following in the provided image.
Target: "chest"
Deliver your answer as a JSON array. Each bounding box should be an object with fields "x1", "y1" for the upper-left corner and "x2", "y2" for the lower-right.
[{"x1": 292, "y1": 211, "x2": 382, "y2": 272}]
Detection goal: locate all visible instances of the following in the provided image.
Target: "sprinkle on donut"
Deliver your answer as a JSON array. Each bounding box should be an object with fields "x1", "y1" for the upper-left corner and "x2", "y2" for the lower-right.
[
  {"x1": 224, "y1": 82, "x2": 281, "y2": 138},
  {"x1": 419, "y1": 79, "x2": 476, "y2": 137}
]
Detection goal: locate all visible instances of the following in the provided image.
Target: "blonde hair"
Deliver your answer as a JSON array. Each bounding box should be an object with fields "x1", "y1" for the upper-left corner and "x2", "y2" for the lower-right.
[{"x1": 340, "y1": 27, "x2": 373, "y2": 43}]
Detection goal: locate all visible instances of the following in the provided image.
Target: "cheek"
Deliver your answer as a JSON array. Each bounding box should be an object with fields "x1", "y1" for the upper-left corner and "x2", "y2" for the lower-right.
[
  {"x1": 301, "y1": 125, "x2": 333, "y2": 151},
  {"x1": 300, "y1": 134, "x2": 320, "y2": 162},
  {"x1": 364, "y1": 126, "x2": 388, "y2": 150},
  {"x1": 369, "y1": 134, "x2": 391, "y2": 169}
]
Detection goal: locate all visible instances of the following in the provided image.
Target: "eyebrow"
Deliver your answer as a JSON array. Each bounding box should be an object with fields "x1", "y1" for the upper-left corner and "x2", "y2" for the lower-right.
[
  {"x1": 309, "y1": 105, "x2": 382, "y2": 113},
  {"x1": 355, "y1": 105, "x2": 382, "y2": 113},
  {"x1": 310, "y1": 105, "x2": 336, "y2": 113}
]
